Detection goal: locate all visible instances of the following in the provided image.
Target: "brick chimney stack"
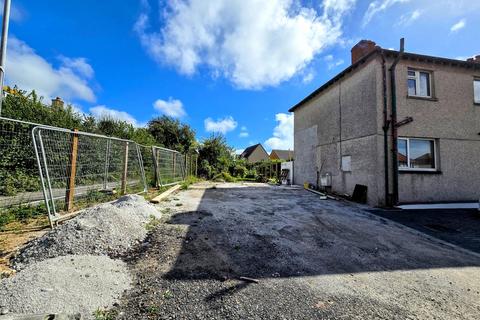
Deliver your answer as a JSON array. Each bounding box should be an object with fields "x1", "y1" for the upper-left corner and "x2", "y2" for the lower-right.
[
  {"x1": 51, "y1": 97, "x2": 64, "y2": 109},
  {"x1": 351, "y1": 40, "x2": 378, "y2": 65}
]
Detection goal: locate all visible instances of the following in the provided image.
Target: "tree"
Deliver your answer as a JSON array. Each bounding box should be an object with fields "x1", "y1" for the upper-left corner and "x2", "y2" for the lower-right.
[
  {"x1": 147, "y1": 116, "x2": 196, "y2": 153},
  {"x1": 198, "y1": 134, "x2": 234, "y2": 178}
]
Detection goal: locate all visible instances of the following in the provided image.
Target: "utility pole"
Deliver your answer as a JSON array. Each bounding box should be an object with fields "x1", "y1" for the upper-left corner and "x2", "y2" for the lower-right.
[{"x1": 0, "y1": 0, "x2": 11, "y2": 116}]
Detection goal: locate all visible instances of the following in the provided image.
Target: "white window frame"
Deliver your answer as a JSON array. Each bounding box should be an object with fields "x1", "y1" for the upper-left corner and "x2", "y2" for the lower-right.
[
  {"x1": 474, "y1": 78, "x2": 480, "y2": 104},
  {"x1": 407, "y1": 69, "x2": 432, "y2": 98},
  {"x1": 398, "y1": 137, "x2": 437, "y2": 172}
]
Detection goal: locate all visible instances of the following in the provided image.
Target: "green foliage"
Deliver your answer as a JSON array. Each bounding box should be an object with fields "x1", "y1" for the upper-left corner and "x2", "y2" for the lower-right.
[
  {"x1": 180, "y1": 175, "x2": 202, "y2": 190},
  {"x1": 212, "y1": 171, "x2": 236, "y2": 182},
  {"x1": 145, "y1": 215, "x2": 162, "y2": 231},
  {"x1": 0, "y1": 203, "x2": 48, "y2": 229},
  {"x1": 148, "y1": 115, "x2": 196, "y2": 153},
  {"x1": 198, "y1": 134, "x2": 234, "y2": 178},
  {"x1": 93, "y1": 308, "x2": 117, "y2": 320}
]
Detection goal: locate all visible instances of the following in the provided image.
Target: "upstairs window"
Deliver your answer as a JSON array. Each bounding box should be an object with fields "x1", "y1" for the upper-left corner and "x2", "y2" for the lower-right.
[
  {"x1": 474, "y1": 79, "x2": 480, "y2": 104},
  {"x1": 408, "y1": 69, "x2": 431, "y2": 98},
  {"x1": 398, "y1": 138, "x2": 436, "y2": 171}
]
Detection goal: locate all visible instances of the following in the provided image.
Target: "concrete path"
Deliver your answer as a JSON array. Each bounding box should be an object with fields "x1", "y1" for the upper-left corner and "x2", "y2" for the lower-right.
[{"x1": 116, "y1": 182, "x2": 480, "y2": 319}]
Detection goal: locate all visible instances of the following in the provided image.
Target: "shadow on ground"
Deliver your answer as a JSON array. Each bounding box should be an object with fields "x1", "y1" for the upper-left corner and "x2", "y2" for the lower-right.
[
  {"x1": 369, "y1": 208, "x2": 480, "y2": 254},
  {"x1": 116, "y1": 184, "x2": 480, "y2": 319}
]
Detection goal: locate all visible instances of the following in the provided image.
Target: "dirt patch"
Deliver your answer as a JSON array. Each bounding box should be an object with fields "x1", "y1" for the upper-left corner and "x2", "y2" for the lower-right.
[{"x1": 113, "y1": 183, "x2": 480, "y2": 319}]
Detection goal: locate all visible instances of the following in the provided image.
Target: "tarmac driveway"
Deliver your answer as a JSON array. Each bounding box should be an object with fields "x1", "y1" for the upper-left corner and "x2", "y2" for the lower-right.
[{"x1": 115, "y1": 182, "x2": 480, "y2": 319}]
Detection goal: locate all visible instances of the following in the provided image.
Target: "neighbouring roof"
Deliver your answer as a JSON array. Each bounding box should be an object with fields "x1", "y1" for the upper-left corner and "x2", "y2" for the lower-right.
[
  {"x1": 271, "y1": 149, "x2": 294, "y2": 160},
  {"x1": 289, "y1": 48, "x2": 480, "y2": 113},
  {"x1": 240, "y1": 143, "x2": 262, "y2": 159}
]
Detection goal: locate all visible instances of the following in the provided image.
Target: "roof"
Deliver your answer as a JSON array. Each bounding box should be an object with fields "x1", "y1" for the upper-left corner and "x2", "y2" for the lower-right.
[
  {"x1": 240, "y1": 143, "x2": 262, "y2": 159},
  {"x1": 289, "y1": 48, "x2": 480, "y2": 113},
  {"x1": 271, "y1": 149, "x2": 294, "y2": 160}
]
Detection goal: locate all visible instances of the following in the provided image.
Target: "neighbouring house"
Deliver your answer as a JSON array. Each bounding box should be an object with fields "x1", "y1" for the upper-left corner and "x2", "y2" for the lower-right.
[
  {"x1": 239, "y1": 143, "x2": 269, "y2": 163},
  {"x1": 269, "y1": 149, "x2": 295, "y2": 161},
  {"x1": 290, "y1": 39, "x2": 480, "y2": 206}
]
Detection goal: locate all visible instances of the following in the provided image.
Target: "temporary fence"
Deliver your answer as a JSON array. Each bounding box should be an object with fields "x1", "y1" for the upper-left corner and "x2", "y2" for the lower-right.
[
  {"x1": 32, "y1": 126, "x2": 147, "y2": 226},
  {"x1": 0, "y1": 116, "x2": 197, "y2": 229}
]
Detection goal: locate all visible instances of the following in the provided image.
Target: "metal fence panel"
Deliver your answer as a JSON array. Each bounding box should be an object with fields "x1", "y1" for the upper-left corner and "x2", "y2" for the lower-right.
[
  {"x1": 32, "y1": 126, "x2": 147, "y2": 225},
  {"x1": 152, "y1": 147, "x2": 185, "y2": 187},
  {"x1": 0, "y1": 116, "x2": 195, "y2": 230}
]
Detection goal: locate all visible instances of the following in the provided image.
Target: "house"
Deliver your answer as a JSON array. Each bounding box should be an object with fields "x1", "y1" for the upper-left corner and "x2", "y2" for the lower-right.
[
  {"x1": 269, "y1": 149, "x2": 294, "y2": 161},
  {"x1": 239, "y1": 143, "x2": 269, "y2": 163},
  {"x1": 290, "y1": 39, "x2": 480, "y2": 206}
]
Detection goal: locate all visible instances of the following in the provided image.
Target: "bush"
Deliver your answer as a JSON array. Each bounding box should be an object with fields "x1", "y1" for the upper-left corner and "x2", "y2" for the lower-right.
[{"x1": 232, "y1": 164, "x2": 247, "y2": 178}]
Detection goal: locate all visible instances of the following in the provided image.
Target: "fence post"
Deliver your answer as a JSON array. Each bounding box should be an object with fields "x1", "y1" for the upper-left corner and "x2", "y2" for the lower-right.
[
  {"x1": 173, "y1": 153, "x2": 176, "y2": 180},
  {"x1": 151, "y1": 146, "x2": 159, "y2": 188},
  {"x1": 103, "y1": 139, "x2": 110, "y2": 190},
  {"x1": 195, "y1": 155, "x2": 198, "y2": 177},
  {"x1": 65, "y1": 129, "x2": 79, "y2": 212},
  {"x1": 121, "y1": 142, "x2": 129, "y2": 194}
]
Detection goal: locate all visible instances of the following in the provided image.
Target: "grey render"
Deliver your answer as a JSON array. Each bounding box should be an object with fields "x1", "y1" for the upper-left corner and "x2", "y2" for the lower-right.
[{"x1": 290, "y1": 48, "x2": 480, "y2": 206}]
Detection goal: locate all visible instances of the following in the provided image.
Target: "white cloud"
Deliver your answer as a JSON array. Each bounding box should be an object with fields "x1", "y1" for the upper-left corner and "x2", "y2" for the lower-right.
[
  {"x1": 204, "y1": 116, "x2": 238, "y2": 134},
  {"x1": 153, "y1": 97, "x2": 186, "y2": 118},
  {"x1": 362, "y1": 0, "x2": 410, "y2": 27},
  {"x1": 6, "y1": 38, "x2": 96, "y2": 102},
  {"x1": 58, "y1": 56, "x2": 94, "y2": 79},
  {"x1": 324, "y1": 55, "x2": 344, "y2": 70},
  {"x1": 264, "y1": 113, "x2": 293, "y2": 151},
  {"x1": 135, "y1": 0, "x2": 355, "y2": 89},
  {"x1": 450, "y1": 18, "x2": 466, "y2": 33},
  {"x1": 89, "y1": 105, "x2": 139, "y2": 126},
  {"x1": 397, "y1": 9, "x2": 421, "y2": 26},
  {"x1": 302, "y1": 71, "x2": 315, "y2": 83},
  {"x1": 239, "y1": 126, "x2": 249, "y2": 138}
]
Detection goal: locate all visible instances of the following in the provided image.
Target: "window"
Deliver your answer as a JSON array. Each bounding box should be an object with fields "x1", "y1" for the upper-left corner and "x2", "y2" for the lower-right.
[
  {"x1": 474, "y1": 79, "x2": 480, "y2": 104},
  {"x1": 398, "y1": 138, "x2": 436, "y2": 170},
  {"x1": 407, "y1": 69, "x2": 431, "y2": 98}
]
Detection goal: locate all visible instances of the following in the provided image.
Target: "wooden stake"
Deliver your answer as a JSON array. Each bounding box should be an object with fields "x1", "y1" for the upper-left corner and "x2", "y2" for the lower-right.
[
  {"x1": 173, "y1": 153, "x2": 176, "y2": 179},
  {"x1": 65, "y1": 129, "x2": 79, "y2": 212},
  {"x1": 121, "y1": 142, "x2": 129, "y2": 194}
]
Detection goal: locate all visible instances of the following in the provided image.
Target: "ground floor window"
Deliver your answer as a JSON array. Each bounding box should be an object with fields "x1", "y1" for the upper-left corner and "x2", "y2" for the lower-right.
[{"x1": 398, "y1": 138, "x2": 436, "y2": 170}]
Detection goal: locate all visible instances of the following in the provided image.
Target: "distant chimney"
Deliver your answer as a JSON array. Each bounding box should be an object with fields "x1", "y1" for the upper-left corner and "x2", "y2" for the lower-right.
[
  {"x1": 467, "y1": 55, "x2": 480, "y2": 63},
  {"x1": 351, "y1": 40, "x2": 378, "y2": 64},
  {"x1": 51, "y1": 97, "x2": 64, "y2": 109}
]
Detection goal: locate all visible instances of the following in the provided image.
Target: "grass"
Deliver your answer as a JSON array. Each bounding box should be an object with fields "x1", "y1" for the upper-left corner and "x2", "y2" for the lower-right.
[
  {"x1": 145, "y1": 215, "x2": 162, "y2": 231},
  {"x1": 180, "y1": 175, "x2": 203, "y2": 190},
  {"x1": 163, "y1": 289, "x2": 174, "y2": 299},
  {"x1": 93, "y1": 308, "x2": 117, "y2": 320}
]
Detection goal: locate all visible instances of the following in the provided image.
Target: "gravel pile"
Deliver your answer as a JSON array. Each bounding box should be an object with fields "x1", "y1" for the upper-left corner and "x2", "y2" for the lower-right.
[
  {"x1": 12, "y1": 195, "x2": 161, "y2": 270},
  {"x1": 0, "y1": 255, "x2": 131, "y2": 319}
]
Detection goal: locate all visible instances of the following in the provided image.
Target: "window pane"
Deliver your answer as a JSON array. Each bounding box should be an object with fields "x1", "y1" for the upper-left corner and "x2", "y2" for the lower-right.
[
  {"x1": 408, "y1": 70, "x2": 416, "y2": 77},
  {"x1": 408, "y1": 79, "x2": 416, "y2": 96},
  {"x1": 398, "y1": 139, "x2": 408, "y2": 168},
  {"x1": 419, "y1": 72, "x2": 430, "y2": 97},
  {"x1": 474, "y1": 80, "x2": 480, "y2": 103},
  {"x1": 409, "y1": 140, "x2": 434, "y2": 169}
]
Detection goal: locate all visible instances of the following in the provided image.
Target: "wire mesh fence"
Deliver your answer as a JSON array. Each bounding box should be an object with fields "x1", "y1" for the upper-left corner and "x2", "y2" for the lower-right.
[
  {"x1": 33, "y1": 126, "x2": 147, "y2": 225},
  {"x1": 0, "y1": 116, "x2": 196, "y2": 230},
  {"x1": 153, "y1": 147, "x2": 185, "y2": 187},
  {"x1": 0, "y1": 117, "x2": 49, "y2": 229}
]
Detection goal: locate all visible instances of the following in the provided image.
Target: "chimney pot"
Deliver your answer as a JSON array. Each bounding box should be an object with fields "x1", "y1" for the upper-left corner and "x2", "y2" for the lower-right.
[{"x1": 351, "y1": 40, "x2": 378, "y2": 65}]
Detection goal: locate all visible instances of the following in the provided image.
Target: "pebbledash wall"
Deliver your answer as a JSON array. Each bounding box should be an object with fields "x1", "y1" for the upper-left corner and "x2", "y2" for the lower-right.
[{"x1": 291, "y1": 42, "x2": 480, "y2": 206}]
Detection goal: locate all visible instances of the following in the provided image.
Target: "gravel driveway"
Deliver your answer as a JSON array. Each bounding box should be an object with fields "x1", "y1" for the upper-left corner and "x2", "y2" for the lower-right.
[{"x1": 115, "y1": 182, "x2": 480, "y2": 319}]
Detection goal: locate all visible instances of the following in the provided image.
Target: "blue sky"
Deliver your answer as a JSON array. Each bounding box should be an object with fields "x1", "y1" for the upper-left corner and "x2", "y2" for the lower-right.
[{"x1": 4, "y1": 0, "x2": 480, "y2": 153}]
